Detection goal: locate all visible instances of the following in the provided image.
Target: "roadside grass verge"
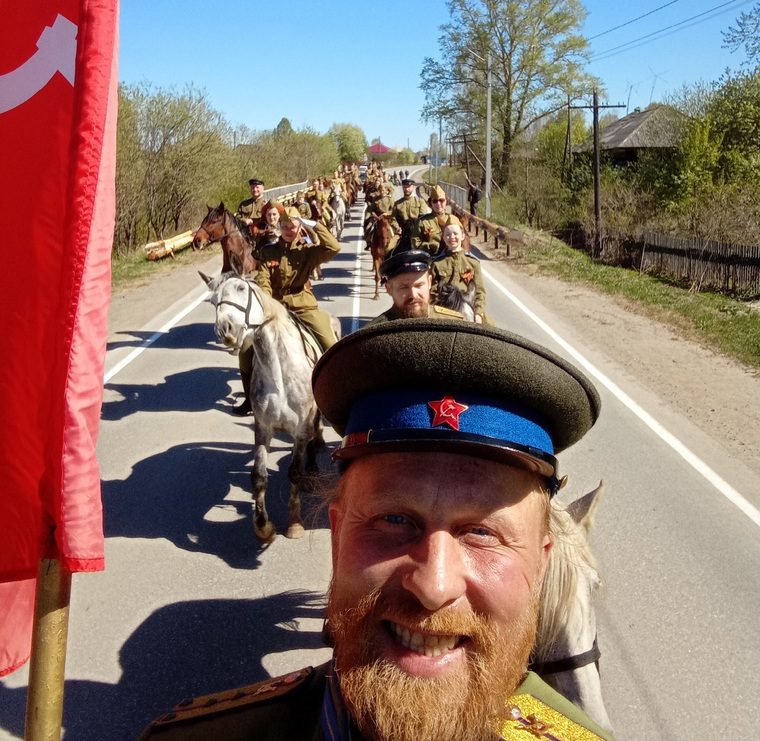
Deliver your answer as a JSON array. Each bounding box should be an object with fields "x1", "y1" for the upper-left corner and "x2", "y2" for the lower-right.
[
  {"x1": 511, "y1": 231, "x2": 760, "y2": 369},
  {"x1": 111, "y1": 245, "x2": 222, "y2": 290}
]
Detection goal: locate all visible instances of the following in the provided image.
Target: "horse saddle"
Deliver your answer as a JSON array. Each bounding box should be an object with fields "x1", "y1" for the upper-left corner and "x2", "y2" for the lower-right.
[{"x1": 287, "y1": 310, "x2": 324, "y2": 365}]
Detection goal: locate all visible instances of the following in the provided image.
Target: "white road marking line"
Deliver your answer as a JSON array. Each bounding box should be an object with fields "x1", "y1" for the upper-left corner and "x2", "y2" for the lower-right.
[
  {"x1": 104, "y1": 290, "x2": 209, "y2": 383},
  {"x1": 350, "y1": 202, "x2": 368, "y2": 334},
  {"x1": 482, "y1": 265, "x2": 760, "y2": 528}
]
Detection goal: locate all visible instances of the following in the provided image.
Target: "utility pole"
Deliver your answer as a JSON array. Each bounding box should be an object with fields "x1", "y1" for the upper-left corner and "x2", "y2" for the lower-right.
[{"x1": 570, "y1": 92, "x2": 625, "y2": 259}]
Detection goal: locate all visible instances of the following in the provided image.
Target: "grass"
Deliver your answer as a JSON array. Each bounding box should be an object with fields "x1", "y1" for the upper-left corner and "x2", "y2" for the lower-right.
[
  {"x1": 111, "y1": 243, "x2": 222, "y2": 290},
  {"x1": 510, "y1": 230, "x2": 760, "y2": 369}
]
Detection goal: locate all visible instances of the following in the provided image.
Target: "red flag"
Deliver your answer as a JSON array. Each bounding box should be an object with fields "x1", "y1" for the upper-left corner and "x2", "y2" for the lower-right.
[{"x1": 0, "y1": 0, "x2": 118, "y2": 675}]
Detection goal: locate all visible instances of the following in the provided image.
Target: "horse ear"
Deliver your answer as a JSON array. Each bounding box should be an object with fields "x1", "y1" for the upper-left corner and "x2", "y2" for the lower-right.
[
  {"x1": 566, "y1": 480, "x2": 605, "y2": 532},
  {"x1": 229, "y1": 252, "x2": 244, "y2": 276},
  {"x1": 199, "y1": 270, "x2": 213, "y2": 287},
  {"x1": 219, "y1": 201, "x2": 225, "y2": 211},
  {"x1": 206, "y1": 205, "x2": 213, "y2": 213}
]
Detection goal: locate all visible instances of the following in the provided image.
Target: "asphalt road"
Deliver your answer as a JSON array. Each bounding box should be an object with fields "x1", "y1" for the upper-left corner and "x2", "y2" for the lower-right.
[{"x1": 2, "y1": 169, "x2": 759, "y2": 740}]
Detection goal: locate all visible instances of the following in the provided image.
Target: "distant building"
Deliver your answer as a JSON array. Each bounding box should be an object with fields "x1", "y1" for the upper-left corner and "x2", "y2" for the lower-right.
[
  {"x1": 368, "y1": 142, "x2": 391, "y2": 155},
  {"x1": 573, "y1": 105, "x2": 686, "y2": 165}
]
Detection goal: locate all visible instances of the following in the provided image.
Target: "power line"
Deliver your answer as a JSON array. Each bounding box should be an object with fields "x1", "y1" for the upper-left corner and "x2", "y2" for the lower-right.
[
  {"x1": 587, "y1": 0, "x2": 682, "y2": 41},
  {"x1": 590, "y1": 0, "x2": 753, "y2": 62}
]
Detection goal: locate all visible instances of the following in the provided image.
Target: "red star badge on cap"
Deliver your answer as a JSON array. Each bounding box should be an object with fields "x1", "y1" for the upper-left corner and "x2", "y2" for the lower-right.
[{"x1": 428, "y1": 395, "x2": 469, "y2": 431}]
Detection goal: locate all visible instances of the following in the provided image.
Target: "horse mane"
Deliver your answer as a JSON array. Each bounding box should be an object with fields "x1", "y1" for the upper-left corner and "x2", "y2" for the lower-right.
[
  {"x1": 534, "y1": 502, "x2": 601, "y2": 662},
  {"x1": 226, "y1": 209, "x2": 256, "y2": 246},
  {"x1": 436, "y1": 281, "x2": 476, "y2": 321}
]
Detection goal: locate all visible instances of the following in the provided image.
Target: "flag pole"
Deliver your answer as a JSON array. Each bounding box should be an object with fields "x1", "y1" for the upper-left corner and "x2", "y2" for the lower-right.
[{"x1": 24, "y1": 559, "x2": 72, "y2": 741}]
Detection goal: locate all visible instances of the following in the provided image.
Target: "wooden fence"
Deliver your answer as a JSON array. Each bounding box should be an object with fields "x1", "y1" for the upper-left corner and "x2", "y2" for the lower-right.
[{"x1": 602, "y1": 227, "x2": 760, "y2": 298}]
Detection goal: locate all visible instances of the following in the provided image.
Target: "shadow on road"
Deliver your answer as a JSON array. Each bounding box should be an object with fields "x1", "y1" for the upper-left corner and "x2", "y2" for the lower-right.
[
  {"x1": 102, "y1": 366, "x2": 239, "y2": 420},
  {"x1": 0, "y1": 591, "x2": 328, "y2": 741},
  {"x1": 102, "y1": 440, "x2": 332, "y2": 568},
  {"x1": 106, "y1": 322, "x2": 218, "y2": 353}
]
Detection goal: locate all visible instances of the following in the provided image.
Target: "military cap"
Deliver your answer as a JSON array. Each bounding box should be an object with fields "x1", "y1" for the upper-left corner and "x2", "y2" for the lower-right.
[
  {"x1": 312, "y1": 320, "x2": 601, "y2": 494},
  {"x1": 445, "y1": 214, "x2": 463, "y2": 229},
  {"x1": 379, "y1": 249, "x2": 432, "y2": 284},
  {"x1": 401, "y1": 178, "x2": 415, "y2": 186},
  {"x1": 263, "y1": 199, "x2": 283, "y2": 213},
  {"x1": 430, "y1": 185, "x2": 446, "y2": 200},
  {"x1": 280, "y1": 206, "x2": 302, "y2": 225},
  {"x1": 248, "y1": 178, "x2": 264, "y2": 186}
]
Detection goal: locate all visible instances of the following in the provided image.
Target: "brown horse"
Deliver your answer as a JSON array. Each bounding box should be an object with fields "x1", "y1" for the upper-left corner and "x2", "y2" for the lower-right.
[
  {"x1": 370, "y1": 214, "x2": 394, "y2": 300},
  {"x1": 193, "y1": 203, "x2": 257, "y2": 274}
]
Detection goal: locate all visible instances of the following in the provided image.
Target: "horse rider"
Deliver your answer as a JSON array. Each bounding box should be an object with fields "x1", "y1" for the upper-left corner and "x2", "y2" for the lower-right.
[
  {"x1": 307, "y1": 177, "x2": 336, "y2": 230},
  {"x1": 252, "y1": 199, "x2": 284, "y2": 261},
  {"x1": 363, "y1": 181, "x2": 396, "y2": 251},
  {"x1": 366, "y1": 248, "x2": 463, "y2": 325},
  {"x1": 430, "y1": 214, "x2": 490, "y2": 324},
  {"x1": 256, "y1": 206, "x2": 340, "y2": 352},
  {"x1": 410, "y1": 184, "x2": 449, "y2": 256},
  {"x1": 295, "y1": 190, "x2": 312, "y2": 219},
  {"x1": 139, "y1": 320, "x2": 612, "y2": 741},
  {"x1": 391, "y1": 178, "x2": 429, "y2": 235},
  {"x1": 236, "y1": 178, "x2": 266, "y2": 225}
]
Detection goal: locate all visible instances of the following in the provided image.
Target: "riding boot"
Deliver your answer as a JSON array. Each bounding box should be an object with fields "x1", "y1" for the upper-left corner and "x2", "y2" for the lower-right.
[{"x1": 232, "y1": 371, "x2": 253, "y2": 416}]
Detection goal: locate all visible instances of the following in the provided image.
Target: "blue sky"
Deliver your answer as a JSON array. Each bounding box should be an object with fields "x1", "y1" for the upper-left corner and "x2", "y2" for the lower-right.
[{"x1": 118, "y1": 0, "x2": 754, "y2": 152}]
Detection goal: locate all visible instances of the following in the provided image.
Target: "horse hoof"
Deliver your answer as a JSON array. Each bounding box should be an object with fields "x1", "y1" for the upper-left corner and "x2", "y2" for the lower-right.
[
  {"x1": 255, "y1": 521, "x2": 276, "y2": 544},
  {"x1": 285, "y1": 523, "x2": 305, "y2": 539}
]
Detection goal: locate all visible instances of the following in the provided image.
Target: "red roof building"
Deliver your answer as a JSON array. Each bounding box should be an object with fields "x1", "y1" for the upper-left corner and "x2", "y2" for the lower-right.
[{"x1": 368, "y1": 142, "x2": 390, "y2": 154}]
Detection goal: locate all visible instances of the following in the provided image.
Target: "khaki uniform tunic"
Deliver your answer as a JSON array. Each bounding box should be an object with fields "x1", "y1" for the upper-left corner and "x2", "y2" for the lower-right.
[
  {"x1": 391, "y1": 195, "x2": 429, "y2": 233},
  {"x1": 236, "y1": 195, "x2": 266, "y2": 222},
  {"x1": 365, "y1": 304, "x2": 464, "y2": 326},
  {"x1": 431, "y1": 249, "x2": 487, "y2": 318},
  {"x1": 411, "y1": 211, "x2": 449, "y2": 256},
  {"x1": 296, "y1": 201, "x2": 313, "y2": 219},
  {"x1": 255, "y1": 221, "x2": 340, "y2": 350}
]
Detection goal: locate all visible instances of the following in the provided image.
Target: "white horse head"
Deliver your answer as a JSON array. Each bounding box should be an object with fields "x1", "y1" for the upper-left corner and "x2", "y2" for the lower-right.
[
  {"x1": 533, "y1": 481, "x2": 613, "y2": 733},
  {"x1": 200, "y1": 253, "x2": 268, "y2": 352}
]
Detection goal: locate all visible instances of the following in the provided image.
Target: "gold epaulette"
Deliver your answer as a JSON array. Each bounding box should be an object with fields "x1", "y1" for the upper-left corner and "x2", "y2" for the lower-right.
[
  {"x1": 432, "y1": 305, "x2": 464, "y2": 318},
  {"x1": 501, "y1": 693, "x2": 604, "y2": 740},
  {"x1": 150, "y1": 667, "x2": 313, "y2": 729}
]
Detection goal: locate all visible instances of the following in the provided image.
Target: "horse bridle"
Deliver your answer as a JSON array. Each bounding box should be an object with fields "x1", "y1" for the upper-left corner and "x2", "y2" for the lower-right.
[
  {"x1": 216, "y1": 278, "x2": 264, "y2": 329},
  {"x1": 198, "y1": 211, "x2": 247, "y2": 247},
  {"x1": 529, "y1": 636, "x2": 601, "y2": 676}
]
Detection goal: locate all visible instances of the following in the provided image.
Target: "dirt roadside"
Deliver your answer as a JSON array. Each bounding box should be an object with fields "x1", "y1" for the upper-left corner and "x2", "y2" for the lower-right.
[{"x1": 107, "y1": 240, "x2": 760, "y2": 479}]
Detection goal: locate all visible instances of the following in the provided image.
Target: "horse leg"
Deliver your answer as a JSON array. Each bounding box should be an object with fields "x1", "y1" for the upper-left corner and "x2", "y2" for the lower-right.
[
  {"x1": 251, "y1": 423, "x2": 276, "y2": 544},
  {"x1": 373, "y1": 257, "x2": 381, "y2": 300},
  {"x1": 285, "y1": 435, "x2": 308, "y2": 540}
]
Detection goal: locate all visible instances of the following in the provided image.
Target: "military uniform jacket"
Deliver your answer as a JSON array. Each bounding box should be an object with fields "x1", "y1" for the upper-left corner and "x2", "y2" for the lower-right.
[
  {"x1": 138, "y1": 663, "x2": 615, "y2": 740},
  {"x1": 366, "y1": 304, "x2": 464, "y2": 326},
  {"x1": 256, "y1": 222, "x2": 340, "y2": 311},
  {"x1": 296, "y1": 202, "x2": 313, "y2": 219},
  {"x1": 391, "y1": 195, "x2": 428, "y2": 232},
  {"x1": 431, "y1": 249, "x2": 486, "y2": 317},
  {"x1": 236, "y1": 195, "x2": 266, "y2": 222},
  {"x1": 411, "y1": 211, "x2": 449, "y2": 256}
]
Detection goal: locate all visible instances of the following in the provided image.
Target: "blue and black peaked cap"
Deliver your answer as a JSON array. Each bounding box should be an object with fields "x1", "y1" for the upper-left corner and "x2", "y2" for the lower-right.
[{"x1": 312, "y1": 319, "x2": 601, "y2": 491}]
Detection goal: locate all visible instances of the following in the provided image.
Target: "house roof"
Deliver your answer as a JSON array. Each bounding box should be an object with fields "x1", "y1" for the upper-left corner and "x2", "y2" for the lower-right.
[
  {"x1": 573, "y1": 105, "x2": 685, "y2": 154},
  {"x1": 368, "y1": 142, "x2": 390, "y2": 154}
]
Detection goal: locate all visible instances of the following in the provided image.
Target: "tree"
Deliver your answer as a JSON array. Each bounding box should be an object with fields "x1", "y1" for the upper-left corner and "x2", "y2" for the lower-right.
[
  {"x1": 420, "y1": 0, "x2": 599, "y2": 183},
  {"x1": 328, "y1": 123, "x2": 368, "y2": 162},
  {"x1": 723, "y1": 3, "x2": 760, "y2": 65},
  {"x1": 274, "y1": 118, "x2": 294, "y2": 139}
]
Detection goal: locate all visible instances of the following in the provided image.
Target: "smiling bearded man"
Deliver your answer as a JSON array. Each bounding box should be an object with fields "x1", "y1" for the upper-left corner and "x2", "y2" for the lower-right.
[
  {"x1": 325, "y1": 451, "x2": 549, "y2": 741},
  {"x1": 138, "y1": 321, "x2": 615, "y2": 741}
]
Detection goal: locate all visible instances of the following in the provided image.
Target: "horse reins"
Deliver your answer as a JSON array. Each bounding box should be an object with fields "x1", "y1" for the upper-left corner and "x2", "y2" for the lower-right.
[{"x1": 529, "y1": 636, "x2": 601, "y2": 676}]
